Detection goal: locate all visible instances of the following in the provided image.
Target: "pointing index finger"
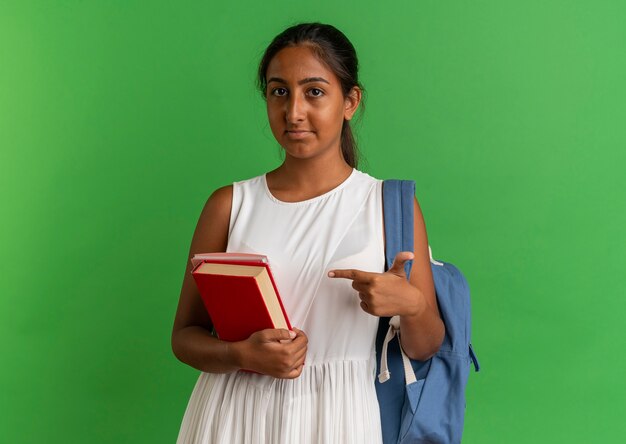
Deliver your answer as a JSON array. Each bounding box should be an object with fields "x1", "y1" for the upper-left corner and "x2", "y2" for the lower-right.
[{"x1": 328, "y1": 268, "x2": 372, "y2": 281}]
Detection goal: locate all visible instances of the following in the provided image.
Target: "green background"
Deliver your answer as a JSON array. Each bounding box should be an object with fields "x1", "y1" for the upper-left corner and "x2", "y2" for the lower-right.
[{"x1": 2, "y1": 1, "x2": 625, "y2": 442}]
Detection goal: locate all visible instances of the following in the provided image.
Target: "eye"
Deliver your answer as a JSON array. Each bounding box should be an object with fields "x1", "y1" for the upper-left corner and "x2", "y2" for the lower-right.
[
  {"x1": 309, "y1": 88, "x2": 324, "y2": 97},
  {"x1": 271, "y1": 87, "x2": 287, "y2": 97}
]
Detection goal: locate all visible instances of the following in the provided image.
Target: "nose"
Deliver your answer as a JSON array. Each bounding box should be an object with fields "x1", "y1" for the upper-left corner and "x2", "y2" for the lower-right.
[{"x1": 285, "y1": 92, "x2": 306, "y2": 123}]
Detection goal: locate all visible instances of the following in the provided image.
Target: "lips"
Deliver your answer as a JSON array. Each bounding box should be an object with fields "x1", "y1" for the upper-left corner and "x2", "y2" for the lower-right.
[{"x1": 285, "y1": 130, "x2": 313, "y2": 140}]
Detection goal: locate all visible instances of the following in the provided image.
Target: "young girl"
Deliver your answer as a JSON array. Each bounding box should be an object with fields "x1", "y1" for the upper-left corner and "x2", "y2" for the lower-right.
[{"x1": 171, "y1": 22, "x2": 445, "y2": 444}]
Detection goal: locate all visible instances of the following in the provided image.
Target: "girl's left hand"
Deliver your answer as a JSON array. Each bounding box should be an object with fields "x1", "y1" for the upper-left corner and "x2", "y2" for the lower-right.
[{"x1": 328, "y1": 251, "x2": 424, "y2": 317}]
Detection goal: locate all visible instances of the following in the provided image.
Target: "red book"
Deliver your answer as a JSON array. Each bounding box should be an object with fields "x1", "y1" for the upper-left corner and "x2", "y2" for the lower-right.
[{"x1": 191, "y1": 253, "x2": 292, "y2": 342}]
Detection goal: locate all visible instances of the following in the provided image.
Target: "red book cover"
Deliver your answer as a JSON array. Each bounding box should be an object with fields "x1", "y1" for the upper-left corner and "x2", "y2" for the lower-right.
[{"x1": 191, "y1": 255, "x2": 291, "y2": 343}]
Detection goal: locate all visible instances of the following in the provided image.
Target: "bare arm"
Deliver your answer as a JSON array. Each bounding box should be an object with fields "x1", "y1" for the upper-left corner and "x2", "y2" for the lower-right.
[
  {"x1": 397, "y1": 196, "x2": 445, "y2": 361},
  {"x1": 171, "y1": 185, "x2": 308, "y2": 377},
  {"x1": 170, "y1": 185, "x2": 240, "y2": 373}
]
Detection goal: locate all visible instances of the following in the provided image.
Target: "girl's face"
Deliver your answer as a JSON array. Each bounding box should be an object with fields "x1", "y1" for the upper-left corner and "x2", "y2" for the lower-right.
[{"x1": 265, "y1": 45, "x2": 360, "y2": 162}]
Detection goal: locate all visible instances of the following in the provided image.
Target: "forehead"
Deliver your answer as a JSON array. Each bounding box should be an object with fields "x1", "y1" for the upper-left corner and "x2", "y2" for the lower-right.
[{"x1": 266, "y1": 45, "x2": 337, "y2": 83}]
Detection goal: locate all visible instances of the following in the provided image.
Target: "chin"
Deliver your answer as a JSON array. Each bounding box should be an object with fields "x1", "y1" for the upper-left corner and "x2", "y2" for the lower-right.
[{"x1": 281, "y1": 147, "x2": 318, "y2": 160}]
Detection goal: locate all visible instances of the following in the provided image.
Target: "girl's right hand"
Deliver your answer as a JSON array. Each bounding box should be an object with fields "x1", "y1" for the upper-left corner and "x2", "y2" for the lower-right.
[{"x1": 234, "y1": 328, "x2": 308, "y2": 379}]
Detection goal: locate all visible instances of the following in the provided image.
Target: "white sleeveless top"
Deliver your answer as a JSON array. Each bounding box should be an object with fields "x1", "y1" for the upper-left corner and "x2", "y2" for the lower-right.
[{"x1": 177, "y1": 168, "x2": 385, "y2": 444}]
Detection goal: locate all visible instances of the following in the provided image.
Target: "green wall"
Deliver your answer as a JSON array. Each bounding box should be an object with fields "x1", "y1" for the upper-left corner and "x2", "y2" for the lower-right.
[{"x1": 2, "y1": 1, "x2": 624, "y2": 442}]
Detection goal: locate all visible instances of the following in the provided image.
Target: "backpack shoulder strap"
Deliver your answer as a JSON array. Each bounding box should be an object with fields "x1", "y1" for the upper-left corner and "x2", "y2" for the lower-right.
[
  {"x1": 382, "y1": 179, "x2": 415, "y2": 275},
  {"x1": 378, "y1": 180, "x2": 417, "y2": 385}
]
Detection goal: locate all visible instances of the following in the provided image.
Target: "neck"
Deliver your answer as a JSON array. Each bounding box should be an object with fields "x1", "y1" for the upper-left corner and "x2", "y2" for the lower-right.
[
  {"x1": 266, "y1": 150, "x2": 355, "y2": 200},
  {"x1": 282, "y1": 157, "x2": 353, "y2": 184}
]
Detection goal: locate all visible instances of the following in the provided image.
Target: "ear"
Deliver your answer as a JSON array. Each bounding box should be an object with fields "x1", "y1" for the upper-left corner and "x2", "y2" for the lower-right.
[{"x1": 343, "y1": 86, "x2": 362, "y2": 121}]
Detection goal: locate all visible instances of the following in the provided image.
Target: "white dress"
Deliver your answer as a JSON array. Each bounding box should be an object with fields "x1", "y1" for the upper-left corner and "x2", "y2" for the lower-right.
[{"x1": 177, "y1": 168, "x2": 385, "y2": 444}]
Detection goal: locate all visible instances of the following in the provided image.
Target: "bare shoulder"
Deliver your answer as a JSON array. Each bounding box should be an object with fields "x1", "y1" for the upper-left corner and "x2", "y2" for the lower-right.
[
  {"x1": 192, "y1": 184, "x2": 233, "y2": 254},
  {"x1": 203, "y1": 184, "x2": 233, "y2": 220}
]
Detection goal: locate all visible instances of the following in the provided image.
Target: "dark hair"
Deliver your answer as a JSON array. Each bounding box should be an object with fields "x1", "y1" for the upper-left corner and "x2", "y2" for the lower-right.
[{"x1": 257, "y1": 22, "x2": 365, "y2": 168}]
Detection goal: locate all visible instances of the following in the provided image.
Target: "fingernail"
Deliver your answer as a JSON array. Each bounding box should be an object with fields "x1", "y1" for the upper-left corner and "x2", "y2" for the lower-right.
[
  {"x1": 288, "y1": 330, "x2": 296, "y2": 338},
  {"x1": 328, "y1": 271, "x2": 335, "y2": 277}
]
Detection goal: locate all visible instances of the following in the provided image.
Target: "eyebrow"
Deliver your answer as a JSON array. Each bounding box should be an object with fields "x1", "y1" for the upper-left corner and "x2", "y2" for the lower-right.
[{"x1": 267, "y1": 76, "x2": 330, "y2": 85}]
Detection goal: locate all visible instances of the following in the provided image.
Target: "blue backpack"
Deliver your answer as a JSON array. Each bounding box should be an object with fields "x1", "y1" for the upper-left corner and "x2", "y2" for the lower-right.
[{"x1": 375, "y1": 180, "x2": 480, "y2": 444}]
